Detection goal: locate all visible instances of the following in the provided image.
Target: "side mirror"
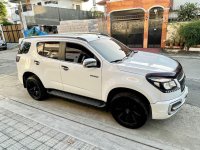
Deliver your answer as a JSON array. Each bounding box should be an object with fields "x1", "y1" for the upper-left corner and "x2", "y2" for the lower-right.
[{"x1": 83, "y1": 58, "x2": 97, "y2": 68}]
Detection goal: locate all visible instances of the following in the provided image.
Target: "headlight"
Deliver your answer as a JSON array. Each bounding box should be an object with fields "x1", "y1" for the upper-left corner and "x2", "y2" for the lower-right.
[{"x1": 147, "y1": 77, "x2": 179, "y2": 93}]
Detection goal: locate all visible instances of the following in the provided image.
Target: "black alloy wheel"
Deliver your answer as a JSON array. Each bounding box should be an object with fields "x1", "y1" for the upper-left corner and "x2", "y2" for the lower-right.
[
  {"x1": 110, "y1": 92, "x2": 149, "y2": 129},
  {"x1": 26, "y1": 76, "x2": 47, "y2": 100}
]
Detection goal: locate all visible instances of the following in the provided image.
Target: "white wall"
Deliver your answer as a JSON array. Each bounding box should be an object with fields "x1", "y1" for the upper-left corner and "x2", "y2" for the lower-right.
[
  {"x1": 172, "y1": 0, "x2": 200, "y2": 10},
  {"x1": 30, "y1": 0, "x2": 82, "y2": 9},
  {"x1": 83, "y1": 0, "x2": 104, "y2": 11}
]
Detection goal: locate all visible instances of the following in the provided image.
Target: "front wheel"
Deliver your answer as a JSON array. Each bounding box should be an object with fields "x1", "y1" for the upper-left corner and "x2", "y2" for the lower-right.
[
  {"x1": 110, "y1": 92, "x2": 149, "y2": 129},
  {"x1": 26, "y1": 76, "x2": 47, "y2": 100}
]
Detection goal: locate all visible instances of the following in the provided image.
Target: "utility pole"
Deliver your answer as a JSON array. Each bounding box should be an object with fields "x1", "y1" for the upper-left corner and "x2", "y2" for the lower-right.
[
  {"x1": 93, "y1": 0, "x2": 97, "y2": 11},
  {"x1": 18, "y1": 1, "x2": 27, "y2": 37}
]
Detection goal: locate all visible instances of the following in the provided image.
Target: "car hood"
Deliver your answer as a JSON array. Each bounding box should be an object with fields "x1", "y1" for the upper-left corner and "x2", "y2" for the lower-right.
[{"x1": 117, "y1": 51, "x2": 179, "y2": 75}]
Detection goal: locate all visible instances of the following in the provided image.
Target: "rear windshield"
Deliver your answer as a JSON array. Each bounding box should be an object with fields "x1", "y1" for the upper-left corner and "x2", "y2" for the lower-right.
[{"x1": 18, "y1": 41, "x2": 31, "y2": 54}]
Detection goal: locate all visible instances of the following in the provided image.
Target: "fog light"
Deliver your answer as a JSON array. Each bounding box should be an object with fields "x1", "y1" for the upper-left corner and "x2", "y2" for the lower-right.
[{"x1": 171, "y1": 101, "x2": 182, "y2": 111}]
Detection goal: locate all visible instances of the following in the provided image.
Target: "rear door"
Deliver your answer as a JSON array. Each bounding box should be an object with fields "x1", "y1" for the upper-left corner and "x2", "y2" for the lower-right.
[
  {"x1": 32, "y1": 41, "x2": 63, "y2": 90},
  {"x1": 16, "y1": 40, "x2": 31, "y2": 83}
]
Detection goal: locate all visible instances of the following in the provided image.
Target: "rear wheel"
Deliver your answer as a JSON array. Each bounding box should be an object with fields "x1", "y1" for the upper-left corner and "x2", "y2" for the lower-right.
[
  {"x1": 26, "y1": 76, "x2": 47, "y2": 100},
  {"x1": 110, "y1": 92, "x2": 149, "y2": 129}
]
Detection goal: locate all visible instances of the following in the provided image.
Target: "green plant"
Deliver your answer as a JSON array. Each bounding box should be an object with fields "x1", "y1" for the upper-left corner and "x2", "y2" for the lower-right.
[
  {"x1": 1, "y1": 21, "x2": 13, "y2": 25},
  {"x1": 178, "y1": 2, "x2": 199, "y2": 21},
  {"x1": 179, "y1": 21, "x2": 200, "y2": 51},
  {"x1": 0, "y1": 2, "x2": 7, "y2": 23}
]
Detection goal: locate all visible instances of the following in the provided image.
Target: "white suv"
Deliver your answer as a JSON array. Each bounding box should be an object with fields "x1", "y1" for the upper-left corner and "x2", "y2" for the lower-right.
[{"x1": 16, "y1": 33, "x2": 188, "y2": 129}]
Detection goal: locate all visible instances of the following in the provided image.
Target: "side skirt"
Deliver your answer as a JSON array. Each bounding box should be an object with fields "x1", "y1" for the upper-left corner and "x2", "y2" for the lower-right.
[{"x1": 47, "y1": 89, "x2": 106, "y2": 108}]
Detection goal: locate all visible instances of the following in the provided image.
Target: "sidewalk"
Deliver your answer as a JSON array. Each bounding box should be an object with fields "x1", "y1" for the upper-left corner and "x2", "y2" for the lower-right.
[
  {"x1": 0, "y1": 96, "x2": 158, "y2": 150},
  {"x1": 0, "y1": 106, "x2": 100, "y2": 150}
]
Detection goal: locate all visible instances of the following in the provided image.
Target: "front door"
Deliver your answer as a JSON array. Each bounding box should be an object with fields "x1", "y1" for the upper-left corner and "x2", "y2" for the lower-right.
[{"x1": 60, "y1": 42, "x2": 102, "y2": 100}]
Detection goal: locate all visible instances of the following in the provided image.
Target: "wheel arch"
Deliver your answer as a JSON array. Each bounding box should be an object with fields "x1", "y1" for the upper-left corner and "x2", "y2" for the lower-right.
[
  {"x1": 106, "y1": 87, "x2": 152, "y2": 115},
  {"x1": 23, "y1": 72, "x2": 43, "y2": 88}
]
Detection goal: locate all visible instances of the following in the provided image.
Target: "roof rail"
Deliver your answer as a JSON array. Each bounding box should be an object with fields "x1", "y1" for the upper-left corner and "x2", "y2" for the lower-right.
[
  {"x1": 25, "y1": 35, "x2": 88, "y2": 42},
  {"x1": 63, "y1": 32, "x2": 109, "y2": 37}
]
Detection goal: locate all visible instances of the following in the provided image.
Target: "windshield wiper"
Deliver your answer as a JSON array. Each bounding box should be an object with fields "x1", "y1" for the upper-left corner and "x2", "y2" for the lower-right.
[
  {"x1": 110, "y1": 49, "x2": 138, "y2": 63},
  {"x1": 110, "y1": 59, "x2": 123, "y2": 63},
  {"x1": 111, "y1": 55, "x2": 129, "y2": 63},
  {"x1": 127, "y1": 51, "x2": 133, "y2": 57},
  {"x1": 127, "y1": 49, "x2": 138, "y2": 57}
]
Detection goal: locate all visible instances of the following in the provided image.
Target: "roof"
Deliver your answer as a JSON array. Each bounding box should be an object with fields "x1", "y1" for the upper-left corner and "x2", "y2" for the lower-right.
[{"x1": 26, "y1": 33, "x2": 110, "y2": 42}]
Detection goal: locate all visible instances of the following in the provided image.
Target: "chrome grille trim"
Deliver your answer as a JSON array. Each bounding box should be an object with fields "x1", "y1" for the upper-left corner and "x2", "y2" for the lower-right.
[{"x1": 177, "y1": 69, "x2": 185, "y2": 92}]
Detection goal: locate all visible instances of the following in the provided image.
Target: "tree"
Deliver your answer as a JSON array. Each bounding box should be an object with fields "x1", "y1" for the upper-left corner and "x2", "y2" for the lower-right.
[
  {"x1": 179, "y1": 21, "x2": 200, "y2": 51},
  {"x1": 0, "y1": 1, "x2": 7, "y2": 23},
  {"x1": 178, "y1": 2, "x2": 199, "y2": 21}
]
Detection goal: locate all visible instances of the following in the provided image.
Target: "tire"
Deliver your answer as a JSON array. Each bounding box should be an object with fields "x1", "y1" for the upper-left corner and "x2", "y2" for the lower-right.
[
  {"x1": 110, "y1": 92, "x2": 149, "y2": 129},
  {"x1": 26, "y1": 75, "x2": 47, "y2": 100}
]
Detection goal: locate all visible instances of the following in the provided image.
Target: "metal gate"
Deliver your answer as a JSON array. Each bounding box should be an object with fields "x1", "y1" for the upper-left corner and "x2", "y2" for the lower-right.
[
  {"x1": 1, "y1": 24, "x2": 23, "y2": 43},
  {"x1": 111, "y1": 10, "x2": 144, "y2": 48},
  {"x1": 148, "y1": 7, "x2": 164, "y2": 48}
]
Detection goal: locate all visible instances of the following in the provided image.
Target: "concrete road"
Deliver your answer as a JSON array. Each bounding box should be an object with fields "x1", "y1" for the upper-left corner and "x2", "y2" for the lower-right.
[
  {"x1": 170, "y1": 56, "x2": 200, "y2": 108},
  {"x1": 0, "y1": 49, "x2": 200, "y2": 149}
]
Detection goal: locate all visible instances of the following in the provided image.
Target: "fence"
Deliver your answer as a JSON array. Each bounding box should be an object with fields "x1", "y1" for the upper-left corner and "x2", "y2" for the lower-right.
[
  {"x1": 33, "y1": 5, "x2": 104, "y2": 26},
  {"x1": 0, "y1": 24, "x2": 23, "y2": 43},
  {"x1": 57, "y1": 19, "x2": 108, "y2": 34}
]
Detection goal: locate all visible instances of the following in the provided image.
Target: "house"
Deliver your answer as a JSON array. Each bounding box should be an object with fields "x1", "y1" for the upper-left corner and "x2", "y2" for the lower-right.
[
  {"x1": 9, "y1": 0, "x2": 93, "y2": 32},
  {"x1": 97, "y1": 0, "x2": 171, "y2": 48},
  {"x1": 26, "y1": 0, "x2": 83, "y2": 10},
  {"x1": 97, "y1": 0, "x2": 199, "y2": 49},
  {"x1": 10, "y1": 0, "x2": 84, "y2": 10}
]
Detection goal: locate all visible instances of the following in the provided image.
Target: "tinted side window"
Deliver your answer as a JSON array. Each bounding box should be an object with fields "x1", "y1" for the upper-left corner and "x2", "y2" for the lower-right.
[
  {"x1": 18, "y1": 42, "x2": 31, "y2": 54},
  {"x1": 37, "y1": 42, "x2": 60, "y2": 60},
  {"x1": 65, "y1": 43, "x2": 94, "y2": 64}
]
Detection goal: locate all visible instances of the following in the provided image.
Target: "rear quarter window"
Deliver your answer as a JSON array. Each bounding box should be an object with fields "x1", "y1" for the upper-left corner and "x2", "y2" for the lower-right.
[
  {"x1": 37, "y1": 42, "x2": 60, "y2": 60},
  {"x1": 18, "y1": 41, "x2": 31, "y2": 54}
]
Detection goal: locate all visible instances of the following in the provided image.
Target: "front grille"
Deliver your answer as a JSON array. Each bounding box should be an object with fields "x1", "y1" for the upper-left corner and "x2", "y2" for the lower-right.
[
  {"x1": 177, "y1": 69, "x2": 185, "y2": 92},
  {"x1": 177, "y1": 68, "x2": 183, "y2": 80},
  {"x1": 180, "y1": 76, "x2": 185, "y2": 92}
]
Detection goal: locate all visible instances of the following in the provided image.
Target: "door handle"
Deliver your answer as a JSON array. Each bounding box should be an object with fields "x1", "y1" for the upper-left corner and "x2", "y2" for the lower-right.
[
  {"x1": 61, "y1": 65, "x2": 69, "y2": 71},
  {"x1": 34, "y1": 60, "x2": 40, "y2": 65}
]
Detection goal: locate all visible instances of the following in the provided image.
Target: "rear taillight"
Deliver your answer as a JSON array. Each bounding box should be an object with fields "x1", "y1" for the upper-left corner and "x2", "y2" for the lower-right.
[{"x1": 16, "y1": 56, "x2": 20, "y2": 62}]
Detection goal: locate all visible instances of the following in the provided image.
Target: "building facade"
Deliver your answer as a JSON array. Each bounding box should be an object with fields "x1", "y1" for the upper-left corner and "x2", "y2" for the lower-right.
[
  {"x1": 98, "y1": 0, "x2": 171, "y2": 48},
  {"x1": 28, "y1": 0, "x2": 82, "y2": 10}
]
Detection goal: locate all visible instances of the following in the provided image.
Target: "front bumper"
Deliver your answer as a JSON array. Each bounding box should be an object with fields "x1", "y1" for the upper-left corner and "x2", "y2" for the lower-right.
[{"x1": 151, "y1": 86, "x2": 188, "y2": 119}]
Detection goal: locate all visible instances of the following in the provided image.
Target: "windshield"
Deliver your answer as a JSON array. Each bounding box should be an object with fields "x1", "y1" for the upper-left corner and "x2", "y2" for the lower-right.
[{"x1": 89, "y1": 38, "x2": 132, "y2": 62}]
